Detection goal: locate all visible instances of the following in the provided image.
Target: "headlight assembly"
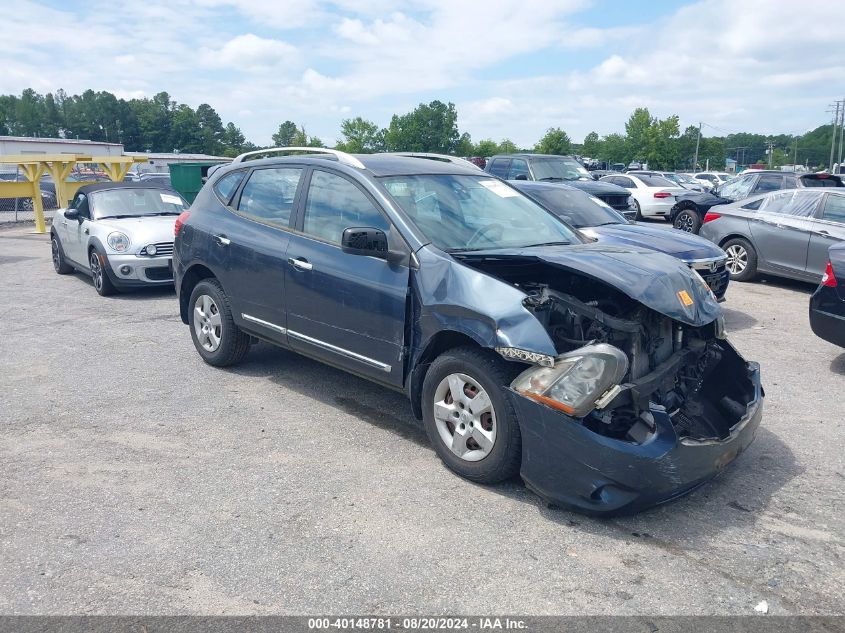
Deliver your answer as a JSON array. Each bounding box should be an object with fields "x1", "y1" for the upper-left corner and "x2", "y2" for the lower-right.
[
  {"x1": 511, "y1": 343, "x2": 629, "y2": 418},
  {"x1": 107, "y1": 232, "x2": 130, "y2": 253},
  {"x1": 495, "y1": 347, "x2": 555, "y2": 367}
]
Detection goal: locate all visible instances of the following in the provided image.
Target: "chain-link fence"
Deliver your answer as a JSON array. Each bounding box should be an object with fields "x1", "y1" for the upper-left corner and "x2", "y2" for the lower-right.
[{"x1": 0, "y1": 167, "x2": 58, "y2": 225}]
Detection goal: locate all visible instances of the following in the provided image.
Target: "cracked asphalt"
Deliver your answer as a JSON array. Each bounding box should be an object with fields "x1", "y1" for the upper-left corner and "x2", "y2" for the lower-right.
[{"x1": 0, "y1": 223, "x2": 843, "y2": 615}]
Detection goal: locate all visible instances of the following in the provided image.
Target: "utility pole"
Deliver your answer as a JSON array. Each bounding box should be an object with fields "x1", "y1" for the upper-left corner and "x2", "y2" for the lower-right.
[
  {"x1": 830, "y1": 101, "x2": 840, "y2": 169},
  {"x1": 838, "y1": 99, "x2": 845, "y2": 168},
  {"x1": 693, "y1": 122, "x2": 701, "y2": 170},
  {"x1": 793, "y1": 135, "x2": 798, "y2": 167},
  {"x1": 767, "y1": 140, "x2": 775, "y2": 168}
]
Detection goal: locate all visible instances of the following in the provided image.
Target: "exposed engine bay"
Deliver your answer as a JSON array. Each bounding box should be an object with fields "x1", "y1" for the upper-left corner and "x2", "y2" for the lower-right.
[{"x1": 460, "y1": 256, "x2": 756, "y2": 445}]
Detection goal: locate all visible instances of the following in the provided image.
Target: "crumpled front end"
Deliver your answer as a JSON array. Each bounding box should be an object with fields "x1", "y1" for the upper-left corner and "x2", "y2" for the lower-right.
[
  {"x1": 457, "y1": 247, "x2": 764, "y2": 515},
  {"x1": 511, "y1": 355, "x2": 763, "y2": 516}
]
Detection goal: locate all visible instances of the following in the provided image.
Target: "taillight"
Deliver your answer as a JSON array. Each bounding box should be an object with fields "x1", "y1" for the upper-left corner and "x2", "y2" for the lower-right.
[
  {"x1": 174, "y1": 210, "x2": 191, "y2": 238},
  {"x1": 703, "y1": 212, "x2": 722, "y2": 224},
  {"x1": 822, "y1": 261, "x2": 837, "y2": 287},
  {"x1": 654, "y1": 192, "x2": 672, "y2": 199}
]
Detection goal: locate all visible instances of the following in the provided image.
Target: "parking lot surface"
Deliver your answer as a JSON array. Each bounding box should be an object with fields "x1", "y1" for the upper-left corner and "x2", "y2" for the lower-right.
[{"x1": 1, "y1": 224, "x2": 843, "y2": 615}]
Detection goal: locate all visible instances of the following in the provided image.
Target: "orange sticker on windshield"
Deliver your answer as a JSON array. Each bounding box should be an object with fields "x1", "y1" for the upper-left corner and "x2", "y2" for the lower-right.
[{"x1": 677, "y1": 290, "x2": 694, "y2": 307}]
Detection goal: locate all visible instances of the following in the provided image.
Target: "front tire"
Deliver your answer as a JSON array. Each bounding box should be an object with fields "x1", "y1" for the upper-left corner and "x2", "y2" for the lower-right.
[
  {"x1": 422, "y1": 347, "x2": 522, "y2": 484},
  {"x1": 51, "y1": 233, "x2": 73, "y2": 274},
  {"x1": 188, "y1": 279, "x2": 250, "y2": 367},
  {"x1": 723, "y1": 237, "x2": 758, "y2": 282},
  {"x1": 89, "y1": 248, "x2": 116, "y2": 296},
  {"x1": 673, "y1": 208, "x2": 701, "y2": 233}
]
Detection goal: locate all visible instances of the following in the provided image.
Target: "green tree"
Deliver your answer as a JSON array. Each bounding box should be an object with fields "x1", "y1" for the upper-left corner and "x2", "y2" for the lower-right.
[
  {"x1": 582, "y1": 131, "x2": 601, "y2": 158},
  {"x1": 384, "y1": 100, "x2": 459, "y2": 153},
  {"x1": 534, "y1": 127, "x2": 572, "y2": 155},
  {"x1": 625, "y1": 107, "x2": 655, "y2": 163},
  {"x1": 169, "y1": 104, "x2": 202, "y2": 153},
  {"x1": 222, "y1": 122, "x2": 246, "y2": 156},
  {"x1": 335, "y1": 117, "x2": 384, "y2": 153},
  {"x1": 497, "y1": 139, "x2": 518, "y2": 154},
  {"x1": 474, "y1": 139, "x2": 499, "y2": 157},
  {"x1": 272, "y1": 120, "x2": 298, "y2": 147},
  {"x1": 455, "y1": 132, "x2": 474, "y2": 157},
  {"x1": 196, "y1": 103, "x2": 225, "y2": 155}
]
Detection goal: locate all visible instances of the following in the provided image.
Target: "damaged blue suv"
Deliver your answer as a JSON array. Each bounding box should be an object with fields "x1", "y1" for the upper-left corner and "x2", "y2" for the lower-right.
[{"x1": 173, "y1": 148, "x2": 763, "y2": 516}]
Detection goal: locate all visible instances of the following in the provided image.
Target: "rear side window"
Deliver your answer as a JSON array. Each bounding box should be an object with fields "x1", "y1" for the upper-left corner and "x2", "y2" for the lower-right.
[
  {"x1": 303, "y1": 170, "x2": 389, "y2": 244},
  {"x1": 236, "y1": 167, "x2": 302, "y2": 228},
  {"x1": 213, "y1": 171, "x2": 246, "y2": 205},
  {"x1": 762, "y1": 190, "x2": 820, "y2": 217},
  {"x1": 507, "y1": 159, "x2": 530, "y2": 180},
  {"x1": 615, "y1": 177, "x2": 635, "y2": 188},
  {"x1": 487, "y1": 159, "x2": 510, "y2": 178},
  {"x1": 741, "y1": 198, "x2": 763, "y2": 211},
  {"x1": 822, "y1": 194, "x2": 845, "y2": 224},
  {"x1": 755, "y1": 175, "x2": 782, "y2": 193},
  {"x1": 802, "y1": 175, "x2": 844, "y2": 188}
]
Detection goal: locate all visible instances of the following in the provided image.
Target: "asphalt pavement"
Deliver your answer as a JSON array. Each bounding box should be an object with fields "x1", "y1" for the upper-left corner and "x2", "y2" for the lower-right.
[{"x1": 0, "y1": 223, "x2": 843, "y2": 615}]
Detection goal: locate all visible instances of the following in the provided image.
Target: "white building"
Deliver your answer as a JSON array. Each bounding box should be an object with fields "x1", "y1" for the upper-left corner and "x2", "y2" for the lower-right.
[{"x1": 0, "y1": 136, "x2": 124, "y2": 156}]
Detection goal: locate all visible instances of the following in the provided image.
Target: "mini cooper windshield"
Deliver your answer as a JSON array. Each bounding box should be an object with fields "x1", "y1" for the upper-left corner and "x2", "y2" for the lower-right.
[
  {"x1": 91, "y1": 188, "x2": 187, "y2": 220},
  {"x1": 381, "y1": 175, "x2": 581, "y2": 252}
]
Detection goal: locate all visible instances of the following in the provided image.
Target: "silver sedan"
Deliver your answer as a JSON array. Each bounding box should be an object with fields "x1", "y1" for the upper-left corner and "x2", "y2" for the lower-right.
[{"x1": 698, "y1": 188, "x2": 845, "y2": 282}]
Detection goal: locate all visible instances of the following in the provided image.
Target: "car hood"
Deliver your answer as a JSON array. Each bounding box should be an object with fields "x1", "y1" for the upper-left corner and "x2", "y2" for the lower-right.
[
  {"x1": 93, "y1": 215, "x2": 177, "y2": 252},
  {"x1": 579, "y1": 223, "x2": 726, "y2": 261},
  {"x1": 460, "y1": 243, "x2": 721, "y2": 327},
  {"x1": 565, "y1": 180, "x2": 630, "y2": 196}
]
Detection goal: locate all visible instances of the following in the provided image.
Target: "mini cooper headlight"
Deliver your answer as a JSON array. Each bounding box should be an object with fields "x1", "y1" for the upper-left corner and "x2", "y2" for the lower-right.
[
  {"x1": 107, "y1": 232, "x2": 130, "y2": 253},
  {"x1": 511, "y1": 343, "x2": 629, "y2": 418}
]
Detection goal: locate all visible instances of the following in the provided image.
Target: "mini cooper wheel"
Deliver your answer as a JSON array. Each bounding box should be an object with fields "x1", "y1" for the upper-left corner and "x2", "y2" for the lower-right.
[
  {"x1": 723, "y1": 238, "x2": 758, "y2": 282},
  {"x1": 422, "y1": 347, "x2": 521, "y2": 484},
  {"x1": 89, "y1": 248, "x2": 116, "y2": 296},
  {"x1": 188, "y1": 279, "x2": 250, "y2": 367},
  {"x1": 51, "y1": 233, "x2": 73, "y2": 274},
  {"x1": 673, "y1": 209, "x2": 701, "y2": 234}
]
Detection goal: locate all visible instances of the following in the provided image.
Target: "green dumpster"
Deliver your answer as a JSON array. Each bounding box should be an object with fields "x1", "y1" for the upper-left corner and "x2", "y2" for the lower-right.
[{"x1": 168, "y1": 162, "x2": 228, "y2": 204}]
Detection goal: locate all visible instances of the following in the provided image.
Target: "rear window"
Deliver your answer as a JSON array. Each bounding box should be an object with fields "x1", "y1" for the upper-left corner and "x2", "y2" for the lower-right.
[
  {"x1": 761, "y1": 190, "x2": 821, "y2": 217},
  {"x1": 637, "y1": 175, "x2": 675, "y2": 187},
  {"x1": 801, "y1": 175, "x2": 844, "y2": 188},
  {"x1": 487, "y1": 159, "x2": 510, "y2": 178}
]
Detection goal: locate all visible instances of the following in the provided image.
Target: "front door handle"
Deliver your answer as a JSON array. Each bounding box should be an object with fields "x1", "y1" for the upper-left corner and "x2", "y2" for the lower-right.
[
  {"x1": 818, "y1": 229, "x2": 830, "y2": 236},
  {"x1": 288, "y1": 257, "x2": 313, "y2": 271},
  {"x1": 213, "y1": 234, "x2": 231, "y2": 246}
]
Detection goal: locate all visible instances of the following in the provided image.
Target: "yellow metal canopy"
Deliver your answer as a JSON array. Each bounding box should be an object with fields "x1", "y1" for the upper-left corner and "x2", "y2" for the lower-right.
[{"x1": 0, "y1": 154, "x2": 148, "y2": 233}]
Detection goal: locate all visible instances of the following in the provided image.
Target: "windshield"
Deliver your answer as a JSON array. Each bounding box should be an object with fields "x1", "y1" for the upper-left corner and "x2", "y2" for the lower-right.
[
  {"x1": 520, "y1": 187, "x2": 626, "y2": 228},
  {"x1": 91, "y1": 188, "x2": 187, "y2": 219},
  {"x1": 381, "y1": 175, "x2": 581, "y2": 252},
  {"x1": 531, "y1": 157, "x2": 592, "y2": 181}
]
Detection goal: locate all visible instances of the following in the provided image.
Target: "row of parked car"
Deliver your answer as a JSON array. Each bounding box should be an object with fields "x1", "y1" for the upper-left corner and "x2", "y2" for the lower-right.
[{"x1": 44, "y1": 147, "x2": 841, "y2": 516}]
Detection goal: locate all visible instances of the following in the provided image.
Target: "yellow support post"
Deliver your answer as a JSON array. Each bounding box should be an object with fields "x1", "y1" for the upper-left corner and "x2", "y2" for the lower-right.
[
  {"x1": 44, "y1": 160, "x2": 76, "y2": 209},
  {"x1": 19, "y1": 163, "x2": 47, "y2": 234}
]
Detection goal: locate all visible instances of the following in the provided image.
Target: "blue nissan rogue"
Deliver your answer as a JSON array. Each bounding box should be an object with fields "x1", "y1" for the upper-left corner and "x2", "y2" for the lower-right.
[{"x1": 173, "y1": 148, "x2": 763, "y2": 515}]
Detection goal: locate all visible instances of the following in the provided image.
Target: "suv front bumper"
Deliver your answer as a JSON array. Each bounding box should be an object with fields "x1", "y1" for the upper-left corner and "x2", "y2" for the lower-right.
[{"x1": 509, "y1": 361, "x2": 763, "y2": 516}]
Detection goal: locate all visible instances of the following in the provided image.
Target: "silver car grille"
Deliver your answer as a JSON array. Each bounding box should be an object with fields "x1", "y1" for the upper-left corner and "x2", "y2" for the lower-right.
[{"x1": 139, "y1": 242, "x2": 174, "y2": 257}]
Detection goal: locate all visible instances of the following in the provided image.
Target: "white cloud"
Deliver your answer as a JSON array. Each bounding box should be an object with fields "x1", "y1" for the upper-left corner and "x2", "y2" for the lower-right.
[{"x1": 203, "y1": 34, "x2": 300, "y2": 70}]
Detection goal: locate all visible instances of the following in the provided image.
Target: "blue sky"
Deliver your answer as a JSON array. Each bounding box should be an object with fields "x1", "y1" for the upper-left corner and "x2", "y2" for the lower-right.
[{"x1": 2, "y1": 0, "x2": 842, "y2": 147}]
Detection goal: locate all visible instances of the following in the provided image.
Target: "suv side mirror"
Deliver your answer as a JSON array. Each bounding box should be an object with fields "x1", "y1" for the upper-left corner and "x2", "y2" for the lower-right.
[
  {"x1": 341, "y1": 227, "x2": 388, "y2": 258},
  {"x1": 65, "y1": 208, "x2": 80, "y2": 220},
  {"x1": 514, "y1": 174, "x2": 528, "y2": 181}
]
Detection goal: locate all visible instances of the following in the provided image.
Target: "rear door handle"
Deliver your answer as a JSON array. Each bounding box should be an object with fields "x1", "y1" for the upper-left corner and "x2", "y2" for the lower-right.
[
  {"x1": 818, "y1": 229, "x2": 830, "y2": 236},
  {"x1": 213, "y1": 234, "x2": 231, "y2": 246},
  {"x1": 288, "y1": 257, "x2": 313, "y2": 271}
]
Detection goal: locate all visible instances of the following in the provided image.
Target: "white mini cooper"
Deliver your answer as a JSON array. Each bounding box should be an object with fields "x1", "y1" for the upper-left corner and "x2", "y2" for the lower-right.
[{"x1": 50, "y1": 182, "x2": 188, "y2": 296}]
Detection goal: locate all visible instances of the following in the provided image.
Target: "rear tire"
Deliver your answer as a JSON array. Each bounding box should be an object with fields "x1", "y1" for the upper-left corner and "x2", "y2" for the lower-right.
[
  {"x1": 723, "y1": 238, "x2": 758, "y2": 282},
  {"x1": 673, "y1": 208, "x2": 701, "y2": 233},
  {"x1": 632, "y1": 199, "x2": 643, "y2": 220},
  {"x1": 51, "y1": 233, "x2": 73, "y2": 274},
  {"x1": 422, "y1": 346, "x2": 522, "y2": 484},
  {"x1": 188, "y1": 279, "x2": 251, "y2": 367}
]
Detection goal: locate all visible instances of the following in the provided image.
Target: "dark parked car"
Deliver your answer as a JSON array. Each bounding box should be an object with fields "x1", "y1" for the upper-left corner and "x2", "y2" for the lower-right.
[
  {"x1": 810, "y1": 243, "x2": 845, "y2": 348},
  {"x1": 174, "y1": 148, "x2": 763, "y2": 516},
  {"x1": 671, "y1": 171, "x2": 845, "y2": 234},
  {"x1": 484, "y1": 153, "x2": 635, "y2": 215},
  {"x1": 512, "y1": 181, "x2": 730, "y2": 300},
  {"x1": 698, "y1": 189, "x2": 845, "y2": 282}
]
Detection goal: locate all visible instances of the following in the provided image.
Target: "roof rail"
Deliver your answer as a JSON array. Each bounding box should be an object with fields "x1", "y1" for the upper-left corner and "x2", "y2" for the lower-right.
[
  {"x1": 388, "y1": 152, "x2": 483, "y2": 170},
  {"x1": 232, "y1": 147, "x2": 365, "y2": 169}
]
